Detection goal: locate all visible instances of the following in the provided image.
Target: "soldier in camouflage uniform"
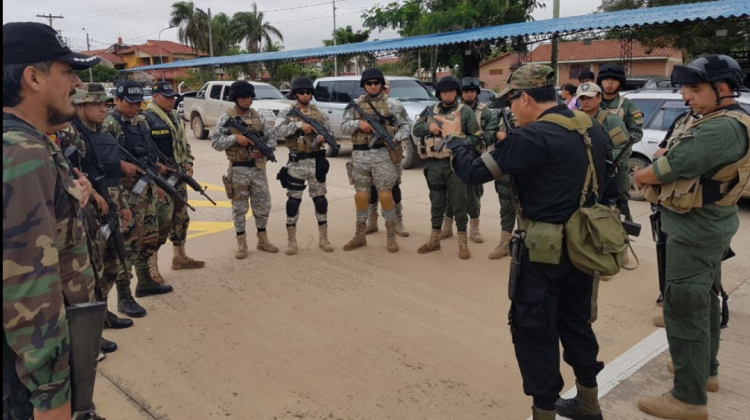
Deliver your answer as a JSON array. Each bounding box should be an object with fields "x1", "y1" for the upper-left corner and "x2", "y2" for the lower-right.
[
  {"x1": 144, "y1": 81, "x2": 205, "y2": 281},
  {"x1": 274, "y1": 76, "x2": 335, "y2": 255},
  {"x1": 102, "y1": 81, "x2": 173, "y2": 317},
  {"x1": 440, "y1": 77, "x2": 497, "y2": 243},
  {"x1": 488, "y1": 105, "x2": 518, "y2": 260},
  {"x1": 212, "y1": 81, "x2": 279, "y2": 259},
  {"x1": 597, "y1": 63, "x2": 644, "y2": 222},
  {"x1": 3, "y1": 21, "x2": 100, "y2": 420},
  {"x1": 413, "y1": 75, "x2": 483, "y2": 259},
  {"x1": 340, "y1": 68, "x2": 412, "y2": 253}
]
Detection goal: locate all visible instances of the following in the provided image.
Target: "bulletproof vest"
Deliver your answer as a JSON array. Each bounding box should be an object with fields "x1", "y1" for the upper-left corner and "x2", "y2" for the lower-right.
[
  {"x1": 665, "y1": 112, "x2": 698, "y2": 149},
  {"x1": 144, "y1": 110, "x2": 175, "y2": 160},
  {"x1": 285, "y1": 104, "x2": 324, "y2": 153},
  {"x1": 419, "y1": 103, "x2": 466, "y2": 160},
  {"x1": 225, "y1": 108, "x2": 266, "y2": 168},
  {"x1": 595, "y1": 110, "x2": 628, "y2": 147},
  {"x1": 111, "y1": 112, "x2": 155, "y2": 162},
  {"x1": 605, "y1": 96, "x2": 626, "y2": 120},
  {"x1": 72, "y1": 119, "x2": 122, "y2": 188},
  {"x1": 351, "y1": 95, "x2": 396, "y2": 146},
  {"x1": 645, "y1": 109, "x2": 750, "y2": 212},
  {"x1": 473, "y1": 102, "x2": 487, "y2": 127}
]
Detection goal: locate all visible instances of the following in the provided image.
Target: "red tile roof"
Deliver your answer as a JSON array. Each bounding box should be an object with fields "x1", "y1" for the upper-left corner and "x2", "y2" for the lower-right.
[
  {"x1": 529, "y1": 39, "x2": 679, "y2": 62},
  {"x1": 96, "y1": 53, "x2": 126, "y2": 65},
  {"x1": 145, "y1": 40, "x2": 207, "y2": 56},
  {"x1": 377, "y1": 57, "x2": 400, "y2": 64}
]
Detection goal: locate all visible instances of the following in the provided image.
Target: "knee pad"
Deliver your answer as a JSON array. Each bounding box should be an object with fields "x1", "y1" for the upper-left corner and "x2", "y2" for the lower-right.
[
  {"x1": 312, "y1": 195, "x2": 328, "y2": 215},
  {"x1": 369, "y1": 185, "x2": 378, "y2": 205},
  {"x1": 355, "y1": 190, "x2": 370, "y2": 211},
  {"x1": 392, "y1": 184, "x2": 402, "y2": 203},
  {"x1": 378, "y1": 190, "x2": 395, "y2": 211},
  {"x1": 286, "y1": 197, "x2": 302, "y2": 218}
]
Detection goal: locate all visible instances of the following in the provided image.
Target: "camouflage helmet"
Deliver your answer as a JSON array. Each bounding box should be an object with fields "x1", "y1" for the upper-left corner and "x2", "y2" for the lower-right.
[
  {"x1": 73, "y1": 83, "x2": 111, "y2": 104},
  {"x1": 497, "y1": 64, "x2": 555, "y2": 98}
]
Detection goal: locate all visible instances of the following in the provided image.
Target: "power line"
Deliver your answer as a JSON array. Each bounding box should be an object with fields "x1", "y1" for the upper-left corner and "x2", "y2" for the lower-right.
[{"x1": 36, "y1": 13, "x2": 64, "y2": 27}]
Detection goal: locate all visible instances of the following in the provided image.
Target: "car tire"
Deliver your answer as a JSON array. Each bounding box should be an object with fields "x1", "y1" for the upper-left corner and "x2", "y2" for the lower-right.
[
  {"x1": 401, "y1": 136, "x2": 424, "y2": 169},
  {"x1": 192, "y1": 115, "x2": 208, "y2": 140},
  {"x1": 325, "y1": 145, "x2": 340, "y2": 158},
  {"x1": 628, "y1": 156, "x2": 650, "y2": 201}
]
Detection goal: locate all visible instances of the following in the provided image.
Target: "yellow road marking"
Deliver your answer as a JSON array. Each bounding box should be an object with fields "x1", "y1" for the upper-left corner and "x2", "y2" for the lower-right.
[
  {"x1": 190, "y1": 200, "x2": 233, "y2": 208},
  {"x1": 186, "y1": 221, "x2": 236, "y2": 240}
]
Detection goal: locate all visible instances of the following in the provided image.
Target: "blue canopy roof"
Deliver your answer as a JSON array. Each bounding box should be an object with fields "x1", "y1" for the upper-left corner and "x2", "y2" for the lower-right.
[{"x1": 130, "y1": 0, "x2": 748, "y2": 71}]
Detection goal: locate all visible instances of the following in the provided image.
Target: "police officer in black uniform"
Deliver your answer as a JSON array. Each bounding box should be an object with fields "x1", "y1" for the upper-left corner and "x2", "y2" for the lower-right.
[{"x1": 446, "y1": 65, "x2": 612, "y2": 420}]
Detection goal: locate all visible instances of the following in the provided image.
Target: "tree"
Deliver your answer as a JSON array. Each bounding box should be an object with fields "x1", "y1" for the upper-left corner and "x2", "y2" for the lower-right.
[
  {"x1": 363, "y1": 0, "x2": 544, "y2": 77},
  {"x1": 170, "y1": 1, "x2": 210, "y2": 53},
  {"x1": 323, "y1": 26, "x2": 373, "y2": 74},
  {"x1": 231, "y1": 3, "x2": 284, "y2": 54},
  {"x1": 598, "y1": 0, "x2": 750, "y2": 60},
  {"x1": 75, "y1": 64, "x2": 121, "y2": 83}
]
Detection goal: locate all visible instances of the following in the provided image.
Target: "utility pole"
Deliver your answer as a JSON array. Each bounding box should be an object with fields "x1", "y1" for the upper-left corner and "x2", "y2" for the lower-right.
[
  {"x1": 550, "y1": 0, "x2": 560, "y2": 86},
  {"x1": 332, "y1": 0, "x2": 337, "y2": 76},
  {"x1": 208, "y1": 8, "x2": 214, "y2": 57},
  {"x1": 83, "y1": 28, "x2": 93, "y2": 82},
  {"x1": 36, "y1": 13, "x2": 63, "y2": 27}
]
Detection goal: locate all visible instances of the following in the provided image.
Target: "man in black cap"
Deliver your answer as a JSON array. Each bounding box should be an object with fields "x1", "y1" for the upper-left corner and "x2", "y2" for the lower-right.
[
  {"x1": 3, "y1": 21, "x2": 101, "y2": 420},
  {"x1": 143, "y1": 81, "x2": 205, "y2": 280},
  {"x1": 102, "y1": 80, "x2": 174, "y2": 318}
]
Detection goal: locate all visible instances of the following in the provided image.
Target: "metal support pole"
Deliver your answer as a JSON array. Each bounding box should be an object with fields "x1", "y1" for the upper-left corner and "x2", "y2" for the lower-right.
[
  {"x1": 83, "y1": 28, "x2": 93, "y2": 82},
  {"x1": 551, "y1": 0, "x2": 560, "y2": 86},
  {"x1": 208, "y1": 8, "x2": 214, "y2": 57},
  {"x1": 333, "y1": 0, "x2": 338, "y2": 76}
]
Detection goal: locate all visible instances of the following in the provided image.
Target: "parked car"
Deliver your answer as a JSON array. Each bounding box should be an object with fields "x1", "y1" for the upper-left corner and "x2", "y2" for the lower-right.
[
  {"x1": 478, "y1": 89, "x2": 496, "y2": 104},
  {"x1": 313, "y1": 75, "x2": 437, "y2": 167},
  {"x1": 622, "y1": 89, "x2": 750, "y2": 200},
  {"x1": 176, "y1": 91, "x2": 196, "y2": 120},
  {"x1": 183, "y1": 81, "x2": 292, "y2": 140},
  {"x1": 623, "y1": 76, "x2": 672, "y2": 91}
]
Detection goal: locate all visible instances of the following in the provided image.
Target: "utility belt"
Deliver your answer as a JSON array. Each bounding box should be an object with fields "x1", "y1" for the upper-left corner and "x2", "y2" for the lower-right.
[
  {"x1": 289, "y1": 150, "x2": 326, "y2": 161},
  {"x1": 232, "y1": 161, "x2": 256, "y2": 168},
  {"x1": 353, "y1": 143, "x2": 387, "y2": 151}
]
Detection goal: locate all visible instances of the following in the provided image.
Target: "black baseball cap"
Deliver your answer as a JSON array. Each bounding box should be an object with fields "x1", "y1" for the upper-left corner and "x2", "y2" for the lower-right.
[
  {"x1": 3, "y1": 22, "x2": 100, "y2": 70},
  {"x1": 152, "y1": 81, "x2": 179, "y2": 98},
  {"x1": 115, "y1": 81, "x2": 145, "y2": 103}
]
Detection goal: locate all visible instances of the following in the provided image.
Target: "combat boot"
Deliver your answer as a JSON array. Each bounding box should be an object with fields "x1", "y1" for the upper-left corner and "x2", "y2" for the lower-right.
[
  {"x1": 100, "y1": 337, "x2": 118, "y2": 354},
  {"x1": 344, "y1": 222, "x2": 367, "y2": 251},
  {"x1": 172, "y1": 244, "x2": 205, "y2": 270},
  {"x1": 531, "y1": 406, "x2": 556, "y2": 420},
  {"x1": 148, "y1": 253, "x2": 165, "y2": 285},
  {"x1": 318, "y1": 224, "x2": 334, "y2": 253},
  {"x1": 117, "y1": 286, "x2": 147, "y2": 318},
  {"x1": 104, "y1": 310, "x2": 133, "y2": 329},
  {"x1": 286, "y1": 226, "x2": 298, "y2": 255},
  {"x1": 666, "y1": 361, "x2": 719, "y2": 392},
  {"x1": 489, "y1": 231, "x2": 512, "y2": 260},
  {"x1": 257, "y1": 231, "x2": 279, "y2": 253},
  {"x1": 469, "y1": 219, "x2": 484, "y2": 243},
  {"x1": 135, "y1": 267, "x2": 174, "y2": 297},
  {"x1": 235, "y1": 233, "x2": 248, "y2": 259},
  {"x1": 366, "y1": 203, "x2": 379, "y2": 234},
  {"x1": 638, "y1": 392, "x2": 707, "y2": 420},
  {"x1": 418, "y1": 229, "x2": 441, "y2": 254},
  {"x1": 555, "y1": 382, "x2": 603, "y2": 420},
  {"x1": 395, "y1": 203, "x2": 409, "y2": 237},
  {"x1": 458, "y1": 231, "x2": 471, "y2": 260},
  {"x1": 653, "y1": 313, "x2": 665, "y2": 328},
  {"x1": 385, "y1": 220, "x2": 399, "y2": 253},
  {"x1": 439, "y1": 217, "x2": 454, "y2": 239}
]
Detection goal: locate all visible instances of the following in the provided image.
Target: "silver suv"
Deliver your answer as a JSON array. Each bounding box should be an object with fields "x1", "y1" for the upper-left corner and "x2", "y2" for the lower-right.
[
  {"x1": 622, "y1": 89, "x2": 750, "y2": 200},
  {"x1": 313, "y1": 76, "x2": 437, "y2": 168}
]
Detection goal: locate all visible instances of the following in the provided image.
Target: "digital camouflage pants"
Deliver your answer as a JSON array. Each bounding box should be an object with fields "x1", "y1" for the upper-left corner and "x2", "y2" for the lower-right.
[
  {"x1": 351, "y1": 148, "x2": 399, "y2": 223},
  {"x1": 230, "y1": 165, "x2": 271, "y2": 233},
  {"x1": 286, "y1": 158, "x2": 327, "y2": 226}
]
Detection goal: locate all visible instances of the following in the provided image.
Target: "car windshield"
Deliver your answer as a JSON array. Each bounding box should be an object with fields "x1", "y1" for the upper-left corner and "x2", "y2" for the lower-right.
[
  {"x1": 386, "y1": 80, "x2": 436, "y2": 101},
  {"x1": 253, "y1": 85, "x2": 286, "y2": 100}
]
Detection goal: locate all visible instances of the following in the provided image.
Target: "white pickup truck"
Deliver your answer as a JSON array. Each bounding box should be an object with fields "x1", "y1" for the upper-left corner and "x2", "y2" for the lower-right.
[{"x1": 183, "y1": 81, "x2": 292, "y2": 139}]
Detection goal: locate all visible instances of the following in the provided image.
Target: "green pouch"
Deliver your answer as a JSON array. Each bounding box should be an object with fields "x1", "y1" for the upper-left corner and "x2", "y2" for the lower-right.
[{"x1": 524, "y1": 221, "x2": 563, "y2": 265}]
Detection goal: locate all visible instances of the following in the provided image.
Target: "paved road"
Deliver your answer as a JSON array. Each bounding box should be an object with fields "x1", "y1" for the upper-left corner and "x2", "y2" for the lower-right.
[{"x1": 94, "y1": 130, "x2": 750, "y2": 420}]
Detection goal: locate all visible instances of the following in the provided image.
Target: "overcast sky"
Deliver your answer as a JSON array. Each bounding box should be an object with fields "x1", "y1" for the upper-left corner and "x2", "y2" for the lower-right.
[{"x1": 3, "y1": 0, "x2": 603, "y2": 53}]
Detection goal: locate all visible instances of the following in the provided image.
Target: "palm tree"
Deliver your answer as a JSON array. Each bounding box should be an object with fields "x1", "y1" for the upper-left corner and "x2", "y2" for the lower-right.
[
  {"x1": 170, "y1": 1, "x2": 209, "y2": 53},
  {"x1": 231, "y1": 3, "x2": 284, "y2": 54}
]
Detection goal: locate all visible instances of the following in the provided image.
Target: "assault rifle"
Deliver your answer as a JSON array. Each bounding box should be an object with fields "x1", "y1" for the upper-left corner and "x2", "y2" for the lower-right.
[
  {"x1": 153, "y1": 148, "x2": 217, "y2": 206},
  {"x1": 650, "y1": 205, "x2": 667, "y2": 304},
  {"x1": 605, "y1": 136, "x2": 642, "y2": 238},
  {"x1": 119, "y1": 145, "x2": 196, "y2": 211},
  {"x1": 418, "y1": 106, "x2": 451, "y2": 152},
  {"x1": 223, "y1": 117, "x2": 277, "y2": 163},
  {"x1": 499, "y1": 108, "x2": 515, "y2": 136},
  {"x1": 346, "y1": 101, "x2": 397, "y2": 150},
  {"x1": 287, "y1": 107, "x2": 340, "y2": 153}
]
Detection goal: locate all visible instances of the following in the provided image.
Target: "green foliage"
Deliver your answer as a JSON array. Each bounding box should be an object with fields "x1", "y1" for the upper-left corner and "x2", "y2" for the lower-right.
[
  {"x1": 174, "y1": 68, "x2": 214, "y2": 90},
  {"x1": 231, "y1": 3, "x2": 284, "y2": 54},
  {"x1": 75, "y1": 65, "x2": 121, "y2": 83},
  {"x1": 376, "y1": 60, "x2": 417, "y2": 77},
  {"x1": 323, "y1": 26, "x2": 373, "y2": 74}
]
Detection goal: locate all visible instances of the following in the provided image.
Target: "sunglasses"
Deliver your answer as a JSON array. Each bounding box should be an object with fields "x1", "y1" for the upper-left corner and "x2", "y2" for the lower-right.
[
  {"x1": 296, "y1": 90, "x2": 313, "y2": 96},
  {"x1": 507, "y1": 91, "x2": 523, "y2": 104},
  {"x1": 365, "y1": 80, "x2": 382, "y2": 86}
]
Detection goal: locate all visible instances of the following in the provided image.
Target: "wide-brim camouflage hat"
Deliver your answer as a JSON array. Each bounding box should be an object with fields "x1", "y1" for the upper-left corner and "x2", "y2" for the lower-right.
[
  {"x1": 74, "y1": 83, "x2": 112, "y2": 104},
  {"x1": 498, "y1": 64, "x2": 555, "y2": 98}
]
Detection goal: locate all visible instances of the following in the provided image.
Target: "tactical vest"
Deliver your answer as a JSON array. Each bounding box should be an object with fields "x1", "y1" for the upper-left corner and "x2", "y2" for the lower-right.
[
  {"x1": 665, "y1": 112, "x2": 698, "y2": 149},
  {"x1": 605, "y1": 96, "x2": 626, "y2": 120},
  {"x1": 285, "y1": 104, "x2": 324, "y2": 153},
  {"x1": 350, "y1": 95, "x2": 396, "y2": 146},
  {"x1": 473, "y1": 102, "x2": 487, "y2": 126},
  {"x1": 112, "y1": 113, "x2": 155, "y2": 162},
  {"x1": 72, "y1": 119, "x2": 122, "y2": 188},
  {"x1": 144, "y1": 111, "x2": 175, "y2": 160},
  {"x1": 419, "y1": 103, "x2": 466, "y2": 160},
  {"x1": 224, "y1": 108, "x2": 267, "y2": 168},
  {"x1": 595, "y1": 110, "x2": 628, "y2": 147},
  {"x1": 645, "y1": 109, "x2": 750, "y2": 212}
]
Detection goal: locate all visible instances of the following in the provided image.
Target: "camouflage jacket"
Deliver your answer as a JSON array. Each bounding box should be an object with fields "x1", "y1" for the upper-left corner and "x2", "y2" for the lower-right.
[
  {"x1": 601, "y1": 94, "x2": 644, "y2": 144},
  {"x1": 273, "y1": 103, "x2": 333, "y2": 141},
  {"x1": 211, "y1": 109, "x2": 277, "y2": 152},
  {"x1": 340, "y1": 94, "x2": 412, "y2": 142},
  {"x1": 3, "y1": 113, "x2": 96, "y2": 412}
]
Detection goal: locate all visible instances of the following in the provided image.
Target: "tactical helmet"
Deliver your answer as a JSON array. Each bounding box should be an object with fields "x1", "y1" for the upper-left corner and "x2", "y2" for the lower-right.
[
  {"x1": 671, "y1": 54, "x2": 745, "y2": 90},
  {"x1": 596, "y1": 63, "x2": 627, "y2": 88},
  {"x1": 228, "y1": 81, "x2": 255, "y2": 101},
  {"x1": 291, "y1": 76, "x2": 315, "y2": 95},
  {"x1": 360, "y1": 68, "x2": 385, "y2": 88},
  {"x1": 461, "y1": 77, "x2": 481, "y2": 93},
  {"x1": 435, "y1": 76, "x2": 462, "y2": 99}
]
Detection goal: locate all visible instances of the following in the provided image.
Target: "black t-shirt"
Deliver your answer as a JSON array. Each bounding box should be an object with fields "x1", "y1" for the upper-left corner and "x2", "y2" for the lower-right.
[{"x1": 452, "y1": 105, "x2": 611, "y2": 224}]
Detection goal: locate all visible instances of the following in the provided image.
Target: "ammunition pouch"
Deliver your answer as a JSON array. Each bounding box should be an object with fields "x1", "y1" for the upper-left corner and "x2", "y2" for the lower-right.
[
  {"x1": 508, "y1": 230, "x2": 526, "y2": 300},
  {"x1": 315, "y1": 154, "x2": 330, "y2": 183},
  {"x1": 128, "y1": 177, "x2": 150, "y2": 205},
  {"x1": 520, "y1": 219, "x2": 564, "y2": 266},
  {"x1": 346, "y1": 161, "x2": 355, "y2": 186},
  {"x1": 277, "y1": 166, "x2": 289, "y2": 189},
  {"x1": 388, "y1": 141, "x2": 404, "y2": 164},
  {"x1": 222, "y1": 166, "x2": 234, "y2": 200}
]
